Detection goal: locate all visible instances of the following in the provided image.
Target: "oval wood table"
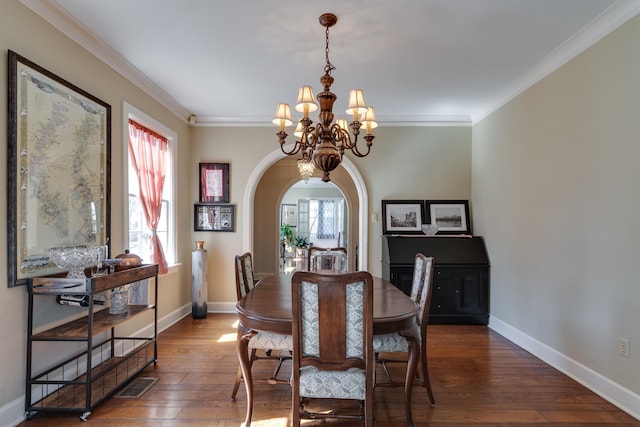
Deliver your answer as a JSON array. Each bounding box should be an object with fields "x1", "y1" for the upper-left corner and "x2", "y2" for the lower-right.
[{"x1": 235, "y1": 272, "x2": 421, "y2": 427}]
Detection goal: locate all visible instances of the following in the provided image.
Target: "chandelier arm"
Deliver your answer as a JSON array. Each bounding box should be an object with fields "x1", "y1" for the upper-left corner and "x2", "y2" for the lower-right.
[
  {"x1": 278, "y1": 132, "x2": 303, "y2": 156},
  {"x1": 349, "y1": 134, "x2": 375, "y2": 157}
]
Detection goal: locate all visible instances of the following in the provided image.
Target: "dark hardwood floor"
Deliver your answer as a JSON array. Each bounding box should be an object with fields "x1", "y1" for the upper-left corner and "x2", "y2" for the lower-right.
[{"x1": 20, "y1": 313, "x2": 639, "y2": 426}]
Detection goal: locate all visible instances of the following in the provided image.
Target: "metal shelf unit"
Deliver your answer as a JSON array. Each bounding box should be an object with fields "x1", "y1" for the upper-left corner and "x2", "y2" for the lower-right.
[{"x1": 25, "y1": 264, "x2": 159, "y2": 421}]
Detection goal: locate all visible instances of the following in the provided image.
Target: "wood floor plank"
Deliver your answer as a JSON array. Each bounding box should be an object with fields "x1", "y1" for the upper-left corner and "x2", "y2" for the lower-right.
[{"x1": 19, "y1": 313, "x2": 639, "y2": 426}]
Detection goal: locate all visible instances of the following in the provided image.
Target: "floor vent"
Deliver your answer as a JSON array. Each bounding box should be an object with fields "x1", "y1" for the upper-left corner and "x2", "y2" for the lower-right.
[{"x1": 115, "y1": 377, "x2": 158, "y2": 398}]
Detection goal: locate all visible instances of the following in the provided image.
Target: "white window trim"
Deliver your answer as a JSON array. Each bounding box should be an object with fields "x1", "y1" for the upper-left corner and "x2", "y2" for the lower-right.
[{"x1": 122, "y1": 102, "x2": 178, "y2": 271}]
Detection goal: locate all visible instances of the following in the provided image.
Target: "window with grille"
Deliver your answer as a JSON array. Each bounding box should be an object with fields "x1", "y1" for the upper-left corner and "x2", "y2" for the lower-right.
[{"x1": 124, "y1": 103, "x2": 176, "y2": 265}]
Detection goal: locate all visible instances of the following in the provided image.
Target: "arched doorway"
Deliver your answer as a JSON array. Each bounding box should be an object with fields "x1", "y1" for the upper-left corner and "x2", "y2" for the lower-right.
[
  {"x1": 279, "y1": 177, "x2": 349, "y2": 271},
  {"x1": 242, "y1": 150, "x2": 368, "y2": 278}
]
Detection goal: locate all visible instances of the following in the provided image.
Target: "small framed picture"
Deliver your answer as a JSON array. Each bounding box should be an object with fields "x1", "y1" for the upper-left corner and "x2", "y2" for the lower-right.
[
  {"x1": 382, "y1": 200, "x2": 424, "y2": 234},
  {"x1": 425, "y1": 200, "x2": 471, "y2": 235},
  {"x1": 199, "y1": 163, "x2": 229, "y2": 203},
  {"x1": 281, "y1": 204, "x2": 297, "y2": 227},
  {"x1": 194, "y1": 204, "x2": 235, "y2": 232}
]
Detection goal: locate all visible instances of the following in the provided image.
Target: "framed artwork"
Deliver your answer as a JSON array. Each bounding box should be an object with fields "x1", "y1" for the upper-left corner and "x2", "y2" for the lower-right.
[
  {"x1": 425, "y1": 200, "x2": 472, "y2": 235},
  {"x1": 7, "y1": 50, "x2": 111, "y2": 286},
  {"x1": 382, "y1": 200, "x2": 424, "y2": 234},
  {"x1": 194, "y1": 204, "x2": 235, "y2": 232},
  {"x1": 199, "y1": 162, "x2": 229, "y2": 203},
  {"x1": 281, "y1": 204, "x2": 297, "y2": 227}
]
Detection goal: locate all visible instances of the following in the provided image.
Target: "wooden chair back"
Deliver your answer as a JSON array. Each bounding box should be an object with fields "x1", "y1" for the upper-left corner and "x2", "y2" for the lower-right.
[
  {"x1": 291, "y1": 271, "x2": 374, "y2": 425},
  {"x1": 234, "y1": 252, "x2": 255, "y2": 300},
  {"x1": 411, "y1": 254, "x2": 435, "y2": 338}
]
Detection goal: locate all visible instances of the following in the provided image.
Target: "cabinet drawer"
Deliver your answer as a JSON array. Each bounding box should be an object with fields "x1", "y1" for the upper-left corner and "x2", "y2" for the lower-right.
[
  {"x1": 434, "y1": 268, "x2": 454, "y2": 280},
  {"x1": 431, "y1": 297, "x2": 455, "y2": 313}
]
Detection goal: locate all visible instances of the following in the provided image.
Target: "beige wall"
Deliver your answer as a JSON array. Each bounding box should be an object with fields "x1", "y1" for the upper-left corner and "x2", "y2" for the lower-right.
[
  {"x1": 473, "y1": 13, "x2": 640, "y2": 402},
  {"x1": 0, "y1": 0, "x2": 192, "y2": 414},
  {"x1": 191, "y1": 125, "x2": 472, "y2": 305}
]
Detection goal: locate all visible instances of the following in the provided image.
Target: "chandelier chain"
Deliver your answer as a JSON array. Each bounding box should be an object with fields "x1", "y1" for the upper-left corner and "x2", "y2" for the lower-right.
[{"x1": 324, "y1": 24, "x2": 335, "y2": 76}]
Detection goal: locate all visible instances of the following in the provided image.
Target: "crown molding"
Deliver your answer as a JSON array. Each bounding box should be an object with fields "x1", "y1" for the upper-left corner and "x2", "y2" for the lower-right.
[
  {"x1": 20, "y1": 0, "x2": 191, "y2": 123},
  {"x1": 472, "y1": 0, "x2": 640, "y2": 124},
  {"x1": 193, "y1": 114, "x2": 472, "y2": 127},
  {"x1": 22, "y1": 0, "x2": 640, "y2": 128}
]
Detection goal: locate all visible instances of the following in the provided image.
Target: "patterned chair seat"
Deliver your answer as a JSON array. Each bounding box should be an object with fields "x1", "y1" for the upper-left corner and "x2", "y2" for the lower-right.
[
  {"x1": 249, "y1": 331, "x2": 293, "y2": 351},
  {"x1": 299, "y1": 366, "x2": 366, "y2": 400},
  {"x1": 373, "y1": 332, "x2": 411, "y2": 353}
]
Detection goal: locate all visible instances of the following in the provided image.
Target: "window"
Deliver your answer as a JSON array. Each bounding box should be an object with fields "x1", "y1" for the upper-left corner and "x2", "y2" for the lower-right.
[
  {"x1": 123, "y1": 103, "x2": 176, "y2": 267},
  {"x1": 301, "y1": 198, "x2": 344, "y2": 242}
]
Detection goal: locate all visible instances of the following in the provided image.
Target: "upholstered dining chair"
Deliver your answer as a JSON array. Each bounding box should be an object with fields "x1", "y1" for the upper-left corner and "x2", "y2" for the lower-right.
[
  {"x1": 231, "y1": 252, "x2": 293, "y2": 400},
  {"x1": 290, "y1": 271, "x2": 375, "y2": 426},
  {"x1": 374, "y1": 253, "x2": 436, "y2": 405},
  {"x1": 307, "y1": 246, "x2": 348, "y2": 271}
]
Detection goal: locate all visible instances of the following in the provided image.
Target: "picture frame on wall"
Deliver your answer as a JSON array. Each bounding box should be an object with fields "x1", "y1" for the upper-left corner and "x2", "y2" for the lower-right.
[
  {"x1": 281, "y1": 204, "x2": 297, "y2": 227},
  {"x1": 425, "y1": 200, "x2": 471, "y2": 235},
  {"x1": 382, "y1": 200, "x2": 424, "y2": 234},
  {"x1": 199, "y1": 162, "x2": 229, "y2": 203},
  {"x1": 7, "y1": 50, "x2": 111, "y2": 287},
  {"x1": 194, "y1": 204, "x2": 235, "y2": 232}
]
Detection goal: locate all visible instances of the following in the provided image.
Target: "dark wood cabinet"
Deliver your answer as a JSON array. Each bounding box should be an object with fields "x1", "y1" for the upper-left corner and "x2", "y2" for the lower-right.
[{"x1": 382, "y1": 236, "x2": 490, "y2": 324}]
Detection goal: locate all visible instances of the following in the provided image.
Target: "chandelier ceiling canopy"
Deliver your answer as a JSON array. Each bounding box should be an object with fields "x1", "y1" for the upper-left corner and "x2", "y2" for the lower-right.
[{"x1": 273, "y1": 13, "x2": 378, "y2": 183}]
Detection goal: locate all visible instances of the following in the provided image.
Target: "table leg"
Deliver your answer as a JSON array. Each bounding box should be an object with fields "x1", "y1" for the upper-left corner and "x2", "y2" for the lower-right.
[{"x1": 237, "y1": 322, "x2": 255, "y2": 427}]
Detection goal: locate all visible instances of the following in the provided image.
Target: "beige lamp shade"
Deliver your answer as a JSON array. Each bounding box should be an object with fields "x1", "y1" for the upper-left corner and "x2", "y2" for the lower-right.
[
  {"x1": 295, "y1": 85, "x2": 318, "y2": 117},
  {"x1": 273, "y1": 103, "x2": 293, "y2": 130},
  {"x1": 360, "y1": 106, "x2": 378, "y2": 134},
  {"x1": 345, "y1": 89, "x2": 368, "y2": 120},
  {"x1": 294, "y1": 121, "x2": 304, "y2": 138}
]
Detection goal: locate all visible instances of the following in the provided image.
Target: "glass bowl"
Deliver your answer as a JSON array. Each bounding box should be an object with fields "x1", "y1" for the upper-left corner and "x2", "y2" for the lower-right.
[
  {"x1": 421, "y1": 224, "x2": 439, "y2": 236},
  {"x1": 50, "y1": 246, "x2": 101, "y2": 278}
]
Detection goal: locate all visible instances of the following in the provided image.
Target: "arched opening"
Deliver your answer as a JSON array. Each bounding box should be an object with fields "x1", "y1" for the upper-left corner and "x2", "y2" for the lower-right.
[
  {"x1": 242, "y1": 150, "x2": 368, "y2": 278},
  {"x1": 278, "y1": 177, "x2": 349, "y2": 272}
]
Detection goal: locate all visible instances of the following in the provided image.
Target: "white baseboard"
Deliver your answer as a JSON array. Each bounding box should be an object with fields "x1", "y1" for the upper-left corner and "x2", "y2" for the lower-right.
[
  {"x1": 1, "y1": 304, "x2": 193, "y2": 426},
  {"x1": 207, "y1": 301, "x2": 237, "y2": 313},
  {"x1": 0, "y1": 396, "x2": 25, "y2": 427},
  {"x1": 489, "y1": 315, "x2": 640, "y2": 420}
]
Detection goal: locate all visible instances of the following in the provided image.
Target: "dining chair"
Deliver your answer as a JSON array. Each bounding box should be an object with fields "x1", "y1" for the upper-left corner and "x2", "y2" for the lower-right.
[
  {"x1": 374, "y1": 253, "x2": 436, "y2": 405},
  {"x1": 307, "y1": 246, "x2": 348, "y2": 271},
  {"x1": 231, "y1": 252, "x2": 293, "y2": 400},
  {"x1": 291, "y1": 271, "x2": 374, "y2": 426}
]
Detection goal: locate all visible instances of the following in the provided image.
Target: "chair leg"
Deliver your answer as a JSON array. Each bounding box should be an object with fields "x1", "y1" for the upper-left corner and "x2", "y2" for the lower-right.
[
  {"x1": 378, "y1": 355, "x2": 395, "y2": 385},
  {"x1": 419, "y1": 346, "x2": 435, "y2": 405},
  {"x1": 268, "y1": 354, "x2": 286, "y2": 384},
  {"x1": 291, "y1": 387, "x2": 301, "y2": 426},
  {"x1": 231, "y1": 365, "x2": 243, "y2": 400}
]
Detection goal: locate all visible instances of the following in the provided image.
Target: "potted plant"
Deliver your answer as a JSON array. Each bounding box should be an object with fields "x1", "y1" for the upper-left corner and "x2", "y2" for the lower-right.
[
  {"x1": 280, "y1": 224, "x2": 295, "y2": 257},
  {"x1": 293, "y1": 235, "x2": 310, "y2": 258}
]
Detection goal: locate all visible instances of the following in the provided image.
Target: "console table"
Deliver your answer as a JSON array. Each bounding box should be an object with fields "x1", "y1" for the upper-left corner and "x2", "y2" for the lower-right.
[
  {"x1": 382, "y1": 235, "x2": 490, "y2": 324},
  {"x1": 25, "y1": 264, "x2": 158, "y2": 421}
]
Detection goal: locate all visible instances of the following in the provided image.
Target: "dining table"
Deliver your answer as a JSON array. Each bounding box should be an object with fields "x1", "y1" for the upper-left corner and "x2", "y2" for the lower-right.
[{"x1": 235, "y1": 271, "x2": 421, "y2": 427}]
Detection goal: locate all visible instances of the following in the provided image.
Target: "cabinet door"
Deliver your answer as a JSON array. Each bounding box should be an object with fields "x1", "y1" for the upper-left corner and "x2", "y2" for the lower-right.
[
  {"x1": 454, "y1": 268, "x2": 489, "y2": 315},
  {"x1": 389, "y1": 267, "x2": 413, "y2": 296}
]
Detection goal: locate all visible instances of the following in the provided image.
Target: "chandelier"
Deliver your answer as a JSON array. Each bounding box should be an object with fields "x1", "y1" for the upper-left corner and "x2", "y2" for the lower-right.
[{"x1": 273, "y1": 13, "x2": 378, "y2": 182}]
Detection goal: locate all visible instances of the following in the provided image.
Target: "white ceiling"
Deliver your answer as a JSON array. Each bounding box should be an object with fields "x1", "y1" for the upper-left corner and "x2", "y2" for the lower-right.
[{"x1": 23, "y1": 0, "x2": 640, "y2": 126}]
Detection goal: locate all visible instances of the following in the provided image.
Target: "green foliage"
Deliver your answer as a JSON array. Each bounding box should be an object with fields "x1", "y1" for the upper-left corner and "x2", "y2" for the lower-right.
[
  {"x1": 280, "y1": 224, "x2": 294, "y2": 246},
  {"x1": 293, "y1": 235, "x2": 310, "y2": 249}
]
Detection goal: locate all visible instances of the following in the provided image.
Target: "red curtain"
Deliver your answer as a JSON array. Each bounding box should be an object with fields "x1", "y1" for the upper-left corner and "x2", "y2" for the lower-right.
[{"x1": 128, "y1": 119, "x2": 169, "y2": 274}]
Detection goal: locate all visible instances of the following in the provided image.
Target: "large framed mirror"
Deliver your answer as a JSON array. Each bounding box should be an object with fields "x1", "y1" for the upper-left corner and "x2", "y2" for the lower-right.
[{"x1": 7, "y1": 51, "x2": 111, "y2": 286}]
